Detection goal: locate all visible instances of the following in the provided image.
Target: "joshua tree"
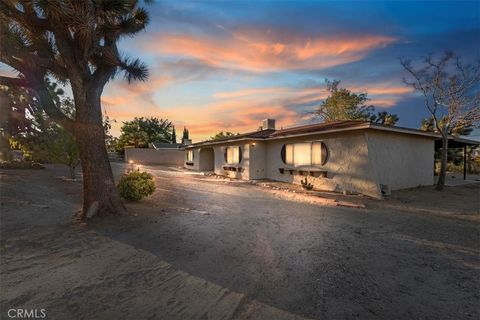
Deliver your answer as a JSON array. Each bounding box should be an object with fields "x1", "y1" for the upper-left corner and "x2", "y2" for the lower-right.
[
  {"x1": 401, "y1": 52, "x2": 480, "y2": 190},
  {"x1": 0, "y1": 0, "x2": 151, "y2": 220}
]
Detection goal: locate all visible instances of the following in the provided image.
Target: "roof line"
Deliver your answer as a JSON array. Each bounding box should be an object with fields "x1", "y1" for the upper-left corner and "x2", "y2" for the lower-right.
[
  {"x1": 266, "y1": 123, "x2": 371, "y2": 141},
  {"x1": 186, "y1": 121, "x2": 480, "y2": 148},
  {"x1": 186, "y1": 137, "x2": 265, "y2": 148}
]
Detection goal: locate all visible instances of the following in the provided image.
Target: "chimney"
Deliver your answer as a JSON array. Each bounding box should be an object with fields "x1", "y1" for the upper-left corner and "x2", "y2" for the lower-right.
[{"x1": 262, "y1": 118, "x2": 276, "y2": 130}]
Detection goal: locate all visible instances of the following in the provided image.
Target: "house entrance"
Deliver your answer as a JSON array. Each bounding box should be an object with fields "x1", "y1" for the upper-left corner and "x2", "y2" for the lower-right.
[{"x1": 199, "y1": 148, "x2": 215, "y2": 172}]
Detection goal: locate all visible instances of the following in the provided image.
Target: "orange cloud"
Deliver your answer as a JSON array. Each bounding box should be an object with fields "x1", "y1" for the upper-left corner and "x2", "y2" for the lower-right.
[
  {"x1": 349, "y1": 83, "x2": 414, "y2": 108},
  {"x1": 141, "y1": 30, "x2": 396, "y2": 72},
  {"x1": 104, "y1": 90, "x2": 304, "y2": 141},
  {"x1": 103, "y1": 78, "x2": 412, "y2": 140},
  {"x1": 350, "y1": 84, "x2": 413, "y2": 96},
  {"x1": 101, "y1": 75, "x2": 171, "y2": 110}
]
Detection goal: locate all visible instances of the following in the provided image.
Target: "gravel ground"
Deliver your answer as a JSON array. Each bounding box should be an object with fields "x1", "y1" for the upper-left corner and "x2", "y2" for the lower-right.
[{"x1": 1, "y1": 164, "x2": 479, "y2": 320}]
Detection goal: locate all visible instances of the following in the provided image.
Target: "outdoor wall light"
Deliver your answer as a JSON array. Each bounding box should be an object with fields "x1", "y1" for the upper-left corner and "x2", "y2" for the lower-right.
[{"x1": 251, "y1": 143, "x2": 256, "y2": 147}]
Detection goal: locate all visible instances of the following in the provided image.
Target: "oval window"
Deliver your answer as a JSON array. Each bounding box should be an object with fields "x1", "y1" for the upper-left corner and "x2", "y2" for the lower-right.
[{"x1": 281, "y1": 141, "x2": 329, "y2": 166}]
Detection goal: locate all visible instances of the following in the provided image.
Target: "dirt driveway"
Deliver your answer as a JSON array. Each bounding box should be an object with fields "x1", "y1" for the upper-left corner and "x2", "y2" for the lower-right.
[{"x1": 1, "y1": 164, "x2": 479, "y2": 320}]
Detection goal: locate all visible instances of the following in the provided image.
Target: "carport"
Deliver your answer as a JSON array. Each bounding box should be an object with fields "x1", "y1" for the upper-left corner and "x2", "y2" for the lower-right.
[{"x1": 435, "y1": 137, "x2": 480, "y2": 180}]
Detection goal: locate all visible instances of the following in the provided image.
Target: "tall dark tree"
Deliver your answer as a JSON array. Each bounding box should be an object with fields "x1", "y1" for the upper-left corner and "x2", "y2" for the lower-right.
[
  {"x1": 0, "y1": 1, "x2": 151, "y2": 220},
  {"x1": 171, "y1": 126, "x2": 176, "y2": 144}
]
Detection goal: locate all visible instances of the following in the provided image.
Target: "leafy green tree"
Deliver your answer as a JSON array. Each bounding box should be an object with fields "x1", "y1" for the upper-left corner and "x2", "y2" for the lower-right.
[
  {"x1": 315, "y1": 80, "x2": 374, "y2": 122},
  {"x1": 103, "y1": 112, "x2": 117, "y2": 152},
  {"x1": 13, "y1": 97, "x2": 80, "y2": 179},
  {"x1": 210, "y1": 131, "x2": 239, "y2": 141},
  {"x1": 0, "y1": 0, "x2": 151, "y2": 220},
  {"x1": 314, "y1": 80, "x2": 398, "y2": 125},
  {"x1": 0, "y1": 85, "x2": 34, "y2": 160},
  {"x1": 40, "y1": 122, "x2": 80, "y2": 180},
  {"x1": 1, "y1": 80, "x2": 65, "y2": 160},
  {"x1": 420, "y1": 116, "x2": 473, "y2": 136},
  {"x1": 371, "y1": 111, "x2": 399, "y2": 126},
  {"x1": 118, "y1": 117, "x2": 173, "y2": 149}
]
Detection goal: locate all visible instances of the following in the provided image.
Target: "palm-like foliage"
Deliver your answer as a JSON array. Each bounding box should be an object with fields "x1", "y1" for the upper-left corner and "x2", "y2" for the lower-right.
[
  {"x1": 0, "y1": 0, "x2": 152, "y2": 220},
  {"x1": 0, "y1": 0, "x2": 149, "y2": 129}
]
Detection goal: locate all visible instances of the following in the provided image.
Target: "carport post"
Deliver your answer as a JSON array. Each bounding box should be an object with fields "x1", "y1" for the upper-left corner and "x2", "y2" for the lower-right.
[{"x1": 463, "y1": 146, "x2": 467, "y2": 180}]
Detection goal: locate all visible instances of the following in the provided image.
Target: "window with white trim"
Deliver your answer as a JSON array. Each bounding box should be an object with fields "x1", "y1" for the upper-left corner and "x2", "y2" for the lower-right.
[
  {"x1": 226, "y1": 146, "x2": 240, "y2": 164},
  {"x1": 187, "y1": 150, "x2": 194, "y2": 162},
  {"x1": 284, "y1": 141, "x2": 328, "y2": 166}
]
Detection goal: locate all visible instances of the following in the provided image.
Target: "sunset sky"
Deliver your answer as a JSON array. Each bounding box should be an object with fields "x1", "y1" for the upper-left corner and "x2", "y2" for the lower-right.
[{"x1": 3, "y1": 1, "x2": 480, "y2": 141}]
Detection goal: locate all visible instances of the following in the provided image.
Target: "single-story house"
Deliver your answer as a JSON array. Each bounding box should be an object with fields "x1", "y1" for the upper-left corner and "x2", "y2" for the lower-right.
[{"x1": 184, "y1": 119, "x2": 478, "y2": 199}]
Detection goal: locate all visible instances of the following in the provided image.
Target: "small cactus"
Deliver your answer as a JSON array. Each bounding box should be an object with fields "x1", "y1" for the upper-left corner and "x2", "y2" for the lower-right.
[{"x1": 301, "y1": 177, "x2": 314, "y2": 190}]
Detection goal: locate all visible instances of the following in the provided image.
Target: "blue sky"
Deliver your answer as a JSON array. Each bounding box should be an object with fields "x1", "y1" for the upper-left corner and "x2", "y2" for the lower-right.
[{"x1": 3, "y1": 0, "x2": 479, "y2": 140}]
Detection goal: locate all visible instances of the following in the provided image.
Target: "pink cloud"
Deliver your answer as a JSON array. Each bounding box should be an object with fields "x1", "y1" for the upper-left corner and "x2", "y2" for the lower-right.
[{"x1": 141, "y1": 29, "x2": 396, "y2": 72}]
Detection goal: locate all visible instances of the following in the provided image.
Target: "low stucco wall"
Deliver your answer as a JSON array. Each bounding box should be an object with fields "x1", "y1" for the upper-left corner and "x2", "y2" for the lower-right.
[
  {"x1": 366, "y1": 130, "x2": 434, "y2": 190},
  {"x1": 125, "y1": 148, "x2": 185, "y2": 166}
]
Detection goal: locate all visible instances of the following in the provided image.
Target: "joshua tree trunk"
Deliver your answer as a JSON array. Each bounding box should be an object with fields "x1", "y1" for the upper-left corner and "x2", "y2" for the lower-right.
[
  {"x1": 436, "y1": 134, "x2": 448, "y2": 191},
  {"x1": 74, "y1": 92, "x2": 126, "y2": 221}
]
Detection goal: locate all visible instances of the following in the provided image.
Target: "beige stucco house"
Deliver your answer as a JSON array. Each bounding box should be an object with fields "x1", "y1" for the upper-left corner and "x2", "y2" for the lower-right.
[{"x1": 184, "y1": 119, "x2": 440, "y2": 199}]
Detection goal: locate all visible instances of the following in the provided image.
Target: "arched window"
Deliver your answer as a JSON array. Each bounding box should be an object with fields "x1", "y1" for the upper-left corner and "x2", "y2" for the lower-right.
[{"x1": 281, "y1": 141, "x2": 328, "y2": 166}]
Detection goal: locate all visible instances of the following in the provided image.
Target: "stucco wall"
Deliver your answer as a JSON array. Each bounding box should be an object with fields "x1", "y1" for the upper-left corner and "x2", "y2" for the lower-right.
[
  {"x1": 125, "y1": 148, "x2": 185, "y2": 166},
  {"x1": 214, "y1": 143, "x2": 251, "y2": 180},
  {"x1": 185, "y1": 142, "x2": 252, "y2": 180},
  {"x1": 264, "y1": 131, "x2": 382, "y2": 198},
  {"x1": 184, "y1": 148, "x2": 200, "y2": 171},
  {"x1": 248, "y1": 141, "x2": 267, "y2": 179},
  {"x1": 365, "y1": 130, "x2": 434, "y2": 190}
]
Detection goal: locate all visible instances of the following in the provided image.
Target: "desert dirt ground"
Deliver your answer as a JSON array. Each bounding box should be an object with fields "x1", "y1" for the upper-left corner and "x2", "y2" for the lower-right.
[{"x1": 1, "y1": 164, "x2": 479, "y2": 320}]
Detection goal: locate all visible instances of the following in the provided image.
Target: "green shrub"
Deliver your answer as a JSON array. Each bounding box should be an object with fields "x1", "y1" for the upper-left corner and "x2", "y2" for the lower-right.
[{"x1": 117, "y1": 170, "x2": 156, "y2": 201}]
